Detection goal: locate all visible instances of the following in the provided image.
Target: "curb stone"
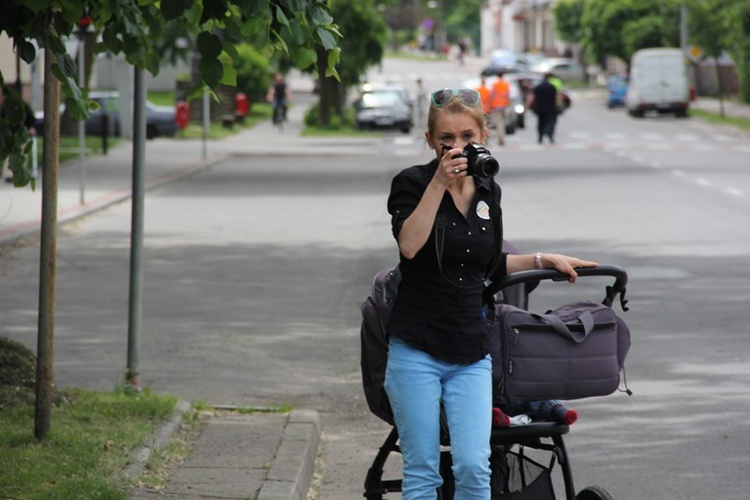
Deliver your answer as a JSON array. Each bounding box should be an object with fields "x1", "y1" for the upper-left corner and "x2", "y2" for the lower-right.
[
  {"x1": 258, "y1": 409, "x2": 321, "y2": 500},
  {"x1": 120, "y1": 399, "x2": 193, "y2": 484}
]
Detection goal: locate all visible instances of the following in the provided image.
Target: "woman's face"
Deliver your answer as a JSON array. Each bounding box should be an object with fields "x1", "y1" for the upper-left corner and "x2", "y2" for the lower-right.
[{"x1": 426, "y1": 111, "x2": 487, "y2": 158}]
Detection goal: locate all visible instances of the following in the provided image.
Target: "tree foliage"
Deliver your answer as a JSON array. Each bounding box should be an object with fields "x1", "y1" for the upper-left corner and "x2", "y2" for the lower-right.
[
  {"x1": 580, "y1": 0, "x2": 680, "y2": 66},
  {"x1": 684, "y1": 0, "x2": 750, "y2": 103},
  {"x1": 553, "y1": 0, "x2": 587, "y2": 44},
  {"x1": 721, "y1": 0, "x2": 750, "y2": 102},
  {"x1": 315, "y1": 0, "x2": 387, "y2": 126},
  {"x1": 331, "y1": 0, "x2": 387, "y2": 87},
  {"x1": 0, "y1": 0, "x2": 342, "y2": 187}
]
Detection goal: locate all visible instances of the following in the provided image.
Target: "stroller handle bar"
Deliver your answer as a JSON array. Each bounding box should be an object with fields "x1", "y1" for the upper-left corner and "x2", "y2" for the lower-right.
[{"x1": 484, "y1": 264, "x2": 629, "y2": 310}]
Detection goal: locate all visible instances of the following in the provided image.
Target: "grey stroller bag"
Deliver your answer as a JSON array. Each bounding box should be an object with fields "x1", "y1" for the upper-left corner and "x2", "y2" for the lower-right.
[{"x1": 490, "y1": 300, "x2": 631, "y2": 401}]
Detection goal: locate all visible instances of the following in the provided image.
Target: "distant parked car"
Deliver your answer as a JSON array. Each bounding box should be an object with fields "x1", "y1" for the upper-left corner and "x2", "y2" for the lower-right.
[
  {"x1": 359, "y1": 83, "x2": 413, "y2": 112},
  {"x1": 530, "y1": 57, "x2": 586, "y2": 81},
  {"x1": 606, "y1": 75, "x2": 628, "y2": 108},
  {"x1": 487, "y1": 49, "x2": 530, "y2": 73},
  {"x1": 35, "y1": 91, "x2": 178, "y2": 139},
  {"x1": 86, "y1": 91, "x2": 177, "y2": 139},
  {"x1": 353, "y1": 86, "x2": 413, "y2": 134}
]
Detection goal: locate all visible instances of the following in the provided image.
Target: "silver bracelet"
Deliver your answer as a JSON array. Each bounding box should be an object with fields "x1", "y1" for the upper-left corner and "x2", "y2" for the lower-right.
[{"x1": 534, "y1": 252, "x2": 543, "y2": 269}]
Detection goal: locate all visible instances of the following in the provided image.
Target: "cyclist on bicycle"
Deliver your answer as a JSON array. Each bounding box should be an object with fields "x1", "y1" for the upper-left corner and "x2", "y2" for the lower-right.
[{"x1": 266, "y1": 72, "x2": 292, "y2": 122}]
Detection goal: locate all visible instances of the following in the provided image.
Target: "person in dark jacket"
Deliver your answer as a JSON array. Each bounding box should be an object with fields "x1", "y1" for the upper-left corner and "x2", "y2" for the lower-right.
[
  {"x1": 385, "y1": 87, "x2": 596, "y2": 499},
  {"x1": 527, "y1": 72, "x2": 559, "y2": 144}
]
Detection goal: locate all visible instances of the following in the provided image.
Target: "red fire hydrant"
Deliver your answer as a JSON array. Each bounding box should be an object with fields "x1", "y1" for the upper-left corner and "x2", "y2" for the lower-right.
[
  {"x1": 234, "y1": 93, "x2": 249, "y2": 123},
  {"x1": 175, "y1": 101, "x2": 190, "y2": 131}
]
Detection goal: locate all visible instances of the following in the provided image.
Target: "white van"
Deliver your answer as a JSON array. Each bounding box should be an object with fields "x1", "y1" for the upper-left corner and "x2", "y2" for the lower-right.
[{"x1": 626, "y1": 48, "x2": 690, "y2": 118}]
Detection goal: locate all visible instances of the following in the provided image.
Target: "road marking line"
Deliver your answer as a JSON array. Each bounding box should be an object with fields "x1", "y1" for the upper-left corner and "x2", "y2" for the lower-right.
[
  {"x1": 676, "y1": 134, "x2": 700, "y2": 141},
  {"x1": 393, "y1": 137, "x2": 414, "y2": 145},
  {"x1": 605, "y1": 132, "x2": 627, "y2": 140}
]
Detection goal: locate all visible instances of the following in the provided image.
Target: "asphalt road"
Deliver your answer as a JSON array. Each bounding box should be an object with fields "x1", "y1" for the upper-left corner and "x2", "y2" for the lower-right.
[{"x1": 2, "y1": 56, "x2": 750, "y2": 499}]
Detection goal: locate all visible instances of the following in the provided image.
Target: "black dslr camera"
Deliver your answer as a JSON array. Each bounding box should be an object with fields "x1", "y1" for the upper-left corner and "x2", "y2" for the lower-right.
[{"x1": 443, "y1": 143, "x2": 499, "y2": 178}]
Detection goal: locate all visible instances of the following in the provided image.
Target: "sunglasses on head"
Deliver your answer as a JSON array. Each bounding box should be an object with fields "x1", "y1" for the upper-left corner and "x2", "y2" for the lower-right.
[{"x1": 430, "y1": 88, "x2": 481, "y2": 108}]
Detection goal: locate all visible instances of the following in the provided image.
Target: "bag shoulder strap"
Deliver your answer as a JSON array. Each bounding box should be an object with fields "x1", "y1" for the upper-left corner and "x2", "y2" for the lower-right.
[{"x1": 535, "y1": 310, "x2": 594, "y2": 343}]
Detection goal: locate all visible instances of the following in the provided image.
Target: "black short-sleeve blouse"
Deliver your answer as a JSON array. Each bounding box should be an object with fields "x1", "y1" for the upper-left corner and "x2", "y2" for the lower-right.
[{"x1": 387, "y1": 159, "x2": 507, "y2": 364}]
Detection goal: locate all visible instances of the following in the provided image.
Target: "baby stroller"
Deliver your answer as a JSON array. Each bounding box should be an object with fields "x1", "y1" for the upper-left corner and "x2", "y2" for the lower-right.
[{"x1": 360, "y1": 260, "x2": 630, "y2": 500}]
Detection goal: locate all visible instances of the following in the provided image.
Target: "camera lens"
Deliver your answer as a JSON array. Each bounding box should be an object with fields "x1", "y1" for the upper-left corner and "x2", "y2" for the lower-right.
[{"x1": 474, "y1": 154, "x2": 499, "y2": 178}]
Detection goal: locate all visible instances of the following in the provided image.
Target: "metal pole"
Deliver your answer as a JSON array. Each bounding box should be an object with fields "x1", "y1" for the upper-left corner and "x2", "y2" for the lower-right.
[
  {"x1": 126, "y1": 67, "x2": 146, "y2": 391},
  {"x1": 35, "y1": 45, "x2": 60, "y2": 442},
  {"x1": 78, "y1": 33, "x2": 86, "y2": 205},
  {"x1": 680, "y1": 2, "x2": 688, "y2": 57},
  {"x1": 202, "y1": 90, "x2": 209, "y2": 160}
]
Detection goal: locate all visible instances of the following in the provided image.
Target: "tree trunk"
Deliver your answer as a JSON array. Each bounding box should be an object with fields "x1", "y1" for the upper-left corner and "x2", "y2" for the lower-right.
[
  {"x1": 316, "y1": 47, "x2": 331, "y2": 127},
  {"x1": 334, "y1": 80, "x2": 345, "y2": 120},
  {"x1": 35, "y1": 38, "x2": 60, "y2": 443}
]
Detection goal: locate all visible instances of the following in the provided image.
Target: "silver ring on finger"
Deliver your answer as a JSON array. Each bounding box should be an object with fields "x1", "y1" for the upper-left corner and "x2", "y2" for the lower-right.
[{"x1": 453, "y1": 167, "x2": 460, "y2": 174}]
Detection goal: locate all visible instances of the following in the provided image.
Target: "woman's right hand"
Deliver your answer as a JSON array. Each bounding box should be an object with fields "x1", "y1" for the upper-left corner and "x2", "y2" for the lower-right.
[{"x1": 435, "y1": 146, "x2": 468, "y2": 187}]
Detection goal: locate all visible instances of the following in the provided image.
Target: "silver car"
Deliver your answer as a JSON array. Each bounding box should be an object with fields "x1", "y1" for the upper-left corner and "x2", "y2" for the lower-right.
[{"x1": 354, "y1": 88, "x2": 413, "y2": 134}]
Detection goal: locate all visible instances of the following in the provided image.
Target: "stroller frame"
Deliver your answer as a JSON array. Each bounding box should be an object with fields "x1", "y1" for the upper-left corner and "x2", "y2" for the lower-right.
[{"x1": 363, "y1": 265, "x2": 628, "y2": 500}]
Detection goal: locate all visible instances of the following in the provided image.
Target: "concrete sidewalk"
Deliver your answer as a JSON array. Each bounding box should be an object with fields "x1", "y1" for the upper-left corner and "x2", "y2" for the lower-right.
[{"x1": 127, "y1": 406, "x2": 321, "y2": 500}]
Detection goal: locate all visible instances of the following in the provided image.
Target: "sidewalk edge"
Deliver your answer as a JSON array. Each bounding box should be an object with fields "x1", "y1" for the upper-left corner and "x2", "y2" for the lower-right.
[
  {"x1": 0, "y1": 152, "x2": 227, "y2": 249},
  {"x1": 120, "y1": 399, "x2": 192, "y2": 483},
  {"x1": 258, "y1": 409, "x2": 321, "y2": 500}
]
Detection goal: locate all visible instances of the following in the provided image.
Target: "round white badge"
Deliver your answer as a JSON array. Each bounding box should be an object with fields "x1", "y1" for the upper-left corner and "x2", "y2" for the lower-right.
[{"x1": 476, "y1": 200, "x2": 490, "y2": 220}]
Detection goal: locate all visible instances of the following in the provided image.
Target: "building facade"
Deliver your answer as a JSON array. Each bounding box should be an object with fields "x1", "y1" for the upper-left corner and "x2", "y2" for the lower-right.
[{"x1": 480, "y1": 0, "x2": 568, "y2": 58}]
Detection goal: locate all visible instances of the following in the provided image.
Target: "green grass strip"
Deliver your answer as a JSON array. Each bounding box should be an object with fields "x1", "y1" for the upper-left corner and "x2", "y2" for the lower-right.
[
  {"x1": 690, "y1": 108, "x2": 750, "y2": 130},
  {"x1": 0, "y1": 388, "x2": 177, "y2": 500}
]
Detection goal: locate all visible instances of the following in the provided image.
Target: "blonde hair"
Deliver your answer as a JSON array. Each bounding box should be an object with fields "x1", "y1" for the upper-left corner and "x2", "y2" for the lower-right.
[{"x1": 426, "y1": 98, "x2": 488, "y2": 140}]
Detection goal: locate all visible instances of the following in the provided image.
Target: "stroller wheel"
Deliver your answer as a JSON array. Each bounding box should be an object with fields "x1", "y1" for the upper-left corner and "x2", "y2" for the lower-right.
[{"x1": 576, "y1": 485, "x2": 615, "y2": 500}]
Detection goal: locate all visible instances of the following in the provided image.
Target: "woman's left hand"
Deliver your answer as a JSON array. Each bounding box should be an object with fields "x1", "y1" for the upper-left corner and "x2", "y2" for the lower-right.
[{"x1": 540, "y1": 254, "x2": 598, "y2": 284}]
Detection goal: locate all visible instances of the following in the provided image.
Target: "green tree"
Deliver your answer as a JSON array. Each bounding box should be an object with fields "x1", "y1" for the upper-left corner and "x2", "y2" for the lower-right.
[
  {"x1": 1, "y1": 0, "x2": 342, "y2": 187},
  {"x1": 554, "y1": 0, "x2": 587, "y2": 44},
  {"x1": 580, "y1": 0, "x2": 680, "y2": 68},
  {"x1": 686, "y1": 0, "x2": 750, "y2": 104},
  {"x1": 723, "y1": 0, "x2": 750, "y2": 103},
  {"x1": 443, "y1": 0, "x2": 481, "y2": 47},
  {"x1": 317, "y1": 0, "x2": 387, "y2": 126},
  {"x1": 228, "y1": 44, "x2": 273, "y2": 104},
  {"x1": 687, "y1": 0, "x2": 729, "y2": 113}
]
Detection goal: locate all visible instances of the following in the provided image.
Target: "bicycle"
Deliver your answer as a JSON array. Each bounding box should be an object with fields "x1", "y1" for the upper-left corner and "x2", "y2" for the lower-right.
[{"x1": 272, "y1": 101, "x2": 286, "y2": 132}]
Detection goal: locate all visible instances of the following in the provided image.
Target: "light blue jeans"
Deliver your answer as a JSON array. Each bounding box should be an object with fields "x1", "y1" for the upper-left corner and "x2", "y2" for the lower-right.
[{"x1": 385, "y1": 336, "x2": 492, "y2": 500}]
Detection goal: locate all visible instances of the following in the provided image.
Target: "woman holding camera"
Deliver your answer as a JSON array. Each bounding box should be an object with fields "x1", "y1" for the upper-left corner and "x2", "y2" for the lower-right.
[{"x1": 385, "y1": 88, "x2": 596, "y2": 499}]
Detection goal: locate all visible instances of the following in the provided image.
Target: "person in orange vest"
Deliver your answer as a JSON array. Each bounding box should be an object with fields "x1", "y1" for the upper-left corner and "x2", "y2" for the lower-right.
[
  {"x1": 489, "y1": 71, "x2": 510, "y2": 146},
  {"x1": 474, "y1": 76, "x2": 492, "y2": 123}
]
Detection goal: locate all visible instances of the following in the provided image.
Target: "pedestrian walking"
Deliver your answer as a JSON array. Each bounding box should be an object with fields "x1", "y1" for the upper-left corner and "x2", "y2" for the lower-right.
[
  {"x1": 474, "y1": 77, "x2": 492, "y2": 121},
  {"x1": 489, "y1": 71, "x2": 509, "y2": 146},
  {"x1": 526, "y1": 72, "x2": 558, "y2": 144}
]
